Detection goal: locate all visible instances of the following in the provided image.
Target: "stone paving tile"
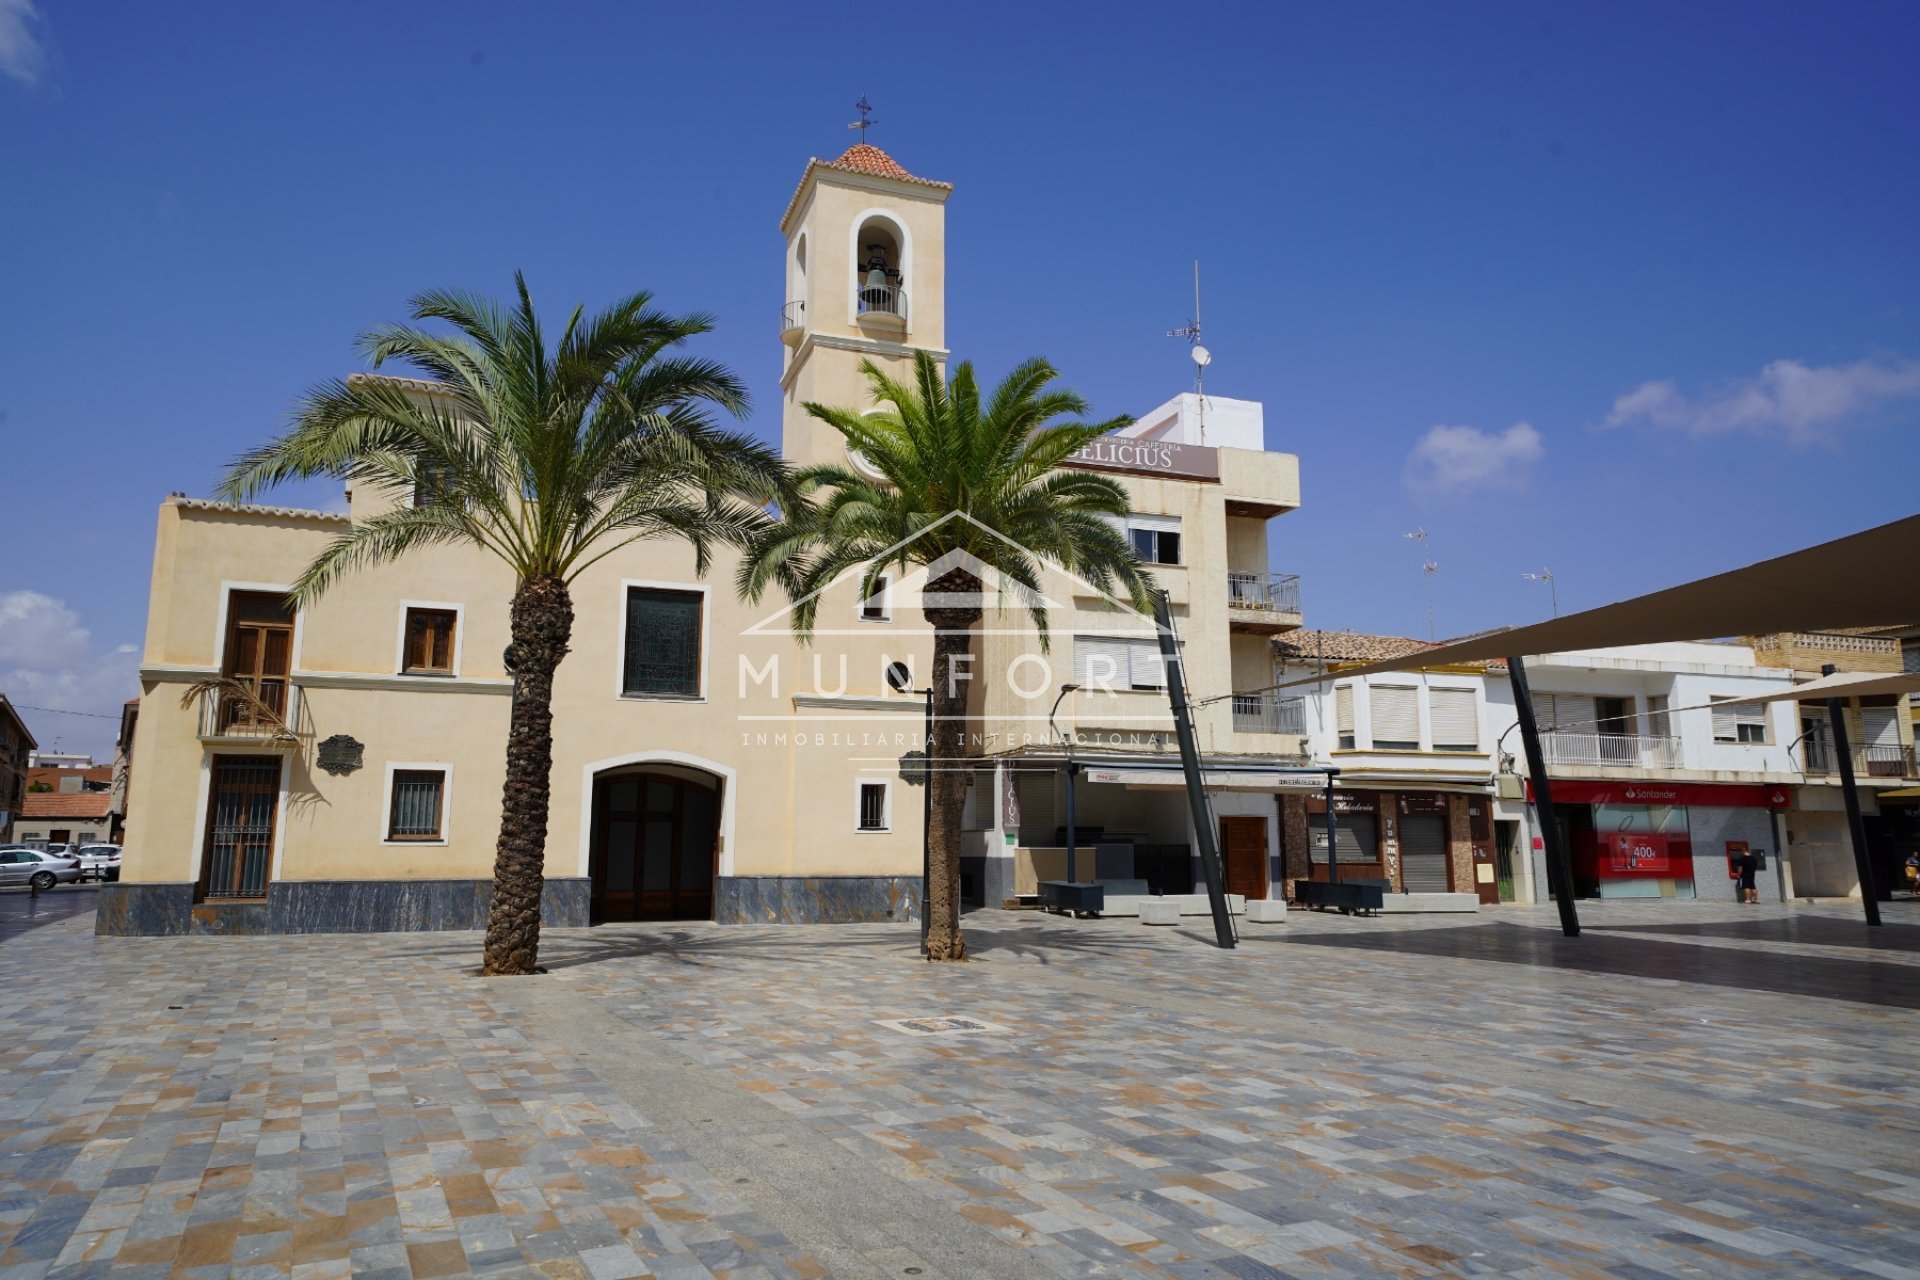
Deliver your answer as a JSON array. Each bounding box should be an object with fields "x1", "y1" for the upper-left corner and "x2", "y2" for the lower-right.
[{"x1": 1, "y1": 900, "x2": 1917, "y2": 1278}]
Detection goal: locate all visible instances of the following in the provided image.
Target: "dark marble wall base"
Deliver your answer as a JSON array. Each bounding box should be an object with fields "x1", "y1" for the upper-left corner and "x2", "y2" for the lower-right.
[
  {"x1": 95, "y1": 878, "x2": 592, "y2": 936},
  {"x1": 714, "y1": 875, "x2": 922, "y2": 924}
]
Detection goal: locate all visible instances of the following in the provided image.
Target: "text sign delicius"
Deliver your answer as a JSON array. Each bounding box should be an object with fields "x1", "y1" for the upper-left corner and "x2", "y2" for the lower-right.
[{"x1": 1065, "y1": 436, "x2": 1220, "y2": 481}]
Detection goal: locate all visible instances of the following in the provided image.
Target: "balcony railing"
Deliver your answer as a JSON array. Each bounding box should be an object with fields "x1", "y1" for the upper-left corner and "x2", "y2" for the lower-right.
[
  {"x1": 195, "y1": 680, "x2": 305, "y2": 745},
  {"x1": 1540, "y1": 731, "x2": 1681, "y2": 770},
  {"x1": 856, "y1": 283, "x2": 907, "y2": 323},
  {"x1": 1232, "y1": 693, "x2": 1307, "y2": 736},
  {"x1": 1802, "y1": 737, "x2": 1915, "y2": 778},
  {"x1": 1226, "y1": 572, "x2": 1302, "y2": 616},
  {"x1": 780, "y1": 300, "x2": 805, "y2": 335}
]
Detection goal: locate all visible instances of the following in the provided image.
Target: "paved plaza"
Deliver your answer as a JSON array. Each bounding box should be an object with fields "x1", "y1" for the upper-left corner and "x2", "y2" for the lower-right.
[{"x1": 1, "y1": 896, "x2": 1917, "y2": 1279}]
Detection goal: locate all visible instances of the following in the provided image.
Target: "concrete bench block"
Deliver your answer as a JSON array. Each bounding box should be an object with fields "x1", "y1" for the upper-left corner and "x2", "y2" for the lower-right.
[
  {"x1": 1138, "y1": 899, "x2": 1182, "y2": 926},
  {"x1": 1244, "y1": 898, "x2": 1287, "y2": 923}
]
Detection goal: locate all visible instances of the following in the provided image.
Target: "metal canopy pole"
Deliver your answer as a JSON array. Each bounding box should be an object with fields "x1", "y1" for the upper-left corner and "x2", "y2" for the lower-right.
[
  {"x1": 1508, "y1": 655, "x2": 1581, "y2": 937},
  {"x1": 1153, "y1": 590, "x2": 1235, "y2": 949},
  {"x1": 1823, "y1": 664, "x2": 1882, "y2": 927},
  {"x1": 1064, "y1": 758, "x2": 1078, "y2": 885}
]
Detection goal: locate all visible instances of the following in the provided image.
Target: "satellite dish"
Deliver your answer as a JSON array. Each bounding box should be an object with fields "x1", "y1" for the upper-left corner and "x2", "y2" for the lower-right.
[
  {"x1": 885, "y1": 660, "x2": 914, "y2": 694},
  {"x1": 1191, "y1": 344, "x2": 1212, "y2": 368}
]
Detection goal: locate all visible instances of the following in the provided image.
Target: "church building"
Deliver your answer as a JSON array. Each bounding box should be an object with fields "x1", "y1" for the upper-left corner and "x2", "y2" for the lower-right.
[{"x1": 101, "y1": 142, "x2": 1305, "y2": 935}]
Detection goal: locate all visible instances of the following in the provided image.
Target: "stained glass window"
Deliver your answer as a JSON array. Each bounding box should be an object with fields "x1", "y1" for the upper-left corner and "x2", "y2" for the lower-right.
[{"x1": 623, "y1": 589, "x2": 702, "y2": 696}]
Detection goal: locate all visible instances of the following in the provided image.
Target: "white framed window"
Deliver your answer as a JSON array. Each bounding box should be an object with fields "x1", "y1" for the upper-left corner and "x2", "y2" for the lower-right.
[
  {"x1": 1073, "y1": 635, "x2": 1166, "y2": 692},
  {"x1": 1371, "y1": 685, "x2": 1420, "y2": 750},
  {"x1": 861, "y1": 574, "x2": 891, "y2": 622},
  {"x1": 394, "y1": 601, "x2": 464, "y2": 676},
  {"x1": 382, "y1": 763, "x2": 452, "y2": 844},
  {"x1": 1711, "y1": 697, "x2": 1769, "y2": 744},
  {"x1": 1430, "y1": 687, "x2": 1478, "y2": 752},
  {"x1": 856, "y1": 779, "x2": 891, "y2": 832},
  {"x1": 1117, "y1": 513, "x2": 1181, "y2": 566},
  {"x1": 1335, "y1": 685, "x2": 1355, "y2": 750}
]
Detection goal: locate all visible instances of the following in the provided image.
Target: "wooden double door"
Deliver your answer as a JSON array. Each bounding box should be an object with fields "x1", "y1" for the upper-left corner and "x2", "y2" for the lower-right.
[
  {"x1": 589, "y1": 770, "x2": 720, "y2": 922},
  {"x1": 1219, "y1": 816, "x2": 1269, "y2": 901}
]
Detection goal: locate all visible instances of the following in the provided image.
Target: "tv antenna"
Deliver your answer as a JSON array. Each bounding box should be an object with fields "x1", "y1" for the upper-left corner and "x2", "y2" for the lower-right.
[
  {"x1": 847, "y1": 95, "x2": 876, "y2": 144},
  {"x1": 1404, "y1": 528, "x2": 1439, "y2": 640},
  {"x1": 1523, "y1": 567, "x2": 1558, "y2": 618},
  {"x1": 1166, "y1": 260, "x2": 1210, "y2": 442}
]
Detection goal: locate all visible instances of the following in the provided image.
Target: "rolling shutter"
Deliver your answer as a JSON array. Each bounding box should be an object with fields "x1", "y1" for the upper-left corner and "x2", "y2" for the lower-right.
[
  {"x1": 1863, "y1": 707, "x2": 1899, "y2": 749},
  {"x1": 1312, "y1": 813, "x2": 1377, "y2": 863},
  {"x1": 1430, "y1": 688, "x2": 1477, "y2": 750},
  {"x1": 1129, "y1": 640, "x2": 1166, "y2": 690},
  {"x1": 1074, "y1": 637, "x2": 1130, "y2": 691},
  {"x1": 1401, "y1": 814, "x2": 1449, "y2": 892},
  {"x1": 1372, "y1": 685, "x2": 1420, "y2": 746},
  {"x1": 1335, "y1": 686, "x2": 1354, "y2": 738},
  {"x1": 1540, "y1": 693, "x2": 1596, "y2": 734}
]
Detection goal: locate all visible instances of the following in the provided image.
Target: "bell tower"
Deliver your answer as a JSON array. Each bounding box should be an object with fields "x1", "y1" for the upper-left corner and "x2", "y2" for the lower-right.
[{"x1": 777, "y1": 143, "x2": 951, "y2": 471}]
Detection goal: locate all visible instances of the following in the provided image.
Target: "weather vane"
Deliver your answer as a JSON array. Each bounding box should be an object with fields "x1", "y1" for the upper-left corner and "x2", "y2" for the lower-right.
[{"x1": 848, "y1": 95, "x2": 876, "y2": 144}]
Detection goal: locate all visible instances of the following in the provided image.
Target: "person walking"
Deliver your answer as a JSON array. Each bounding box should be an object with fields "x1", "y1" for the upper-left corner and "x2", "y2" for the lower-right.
[{"x1": 1904, "y1": 850, "x2": 1919, "y2": 899}]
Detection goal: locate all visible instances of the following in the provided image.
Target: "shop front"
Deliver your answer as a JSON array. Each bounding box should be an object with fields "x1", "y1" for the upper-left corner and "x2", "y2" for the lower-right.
[
  {"x1": 1281, "y1": 787, "x2": 1484, "y2": 899},
  {"x1": 1547, "y1": 781, "x2": 1789, "y2": 903}
]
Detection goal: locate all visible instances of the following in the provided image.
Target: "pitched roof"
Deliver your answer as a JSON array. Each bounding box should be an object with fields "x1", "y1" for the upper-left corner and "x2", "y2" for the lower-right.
[
  {"x1": 20, "y1": 790, "x2": 113, "y2": 820},
  {"x1": 27, "y1": 767, "x2": 112, "y2": 790},
  {"x1": 1274, "y1": 630, "x2": 1441, "y2": 665},
  {"x1": 781, "y1": 146, "x2": 952, "y2": 230}
]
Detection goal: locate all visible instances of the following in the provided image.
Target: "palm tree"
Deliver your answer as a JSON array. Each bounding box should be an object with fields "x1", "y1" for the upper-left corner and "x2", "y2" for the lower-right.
[
  {"x1": 221, "y1": 273, "x2": 784, "y2": 975},
  {"x1": 742, "y1": 350, "x2": 1150, "y2": 961}
]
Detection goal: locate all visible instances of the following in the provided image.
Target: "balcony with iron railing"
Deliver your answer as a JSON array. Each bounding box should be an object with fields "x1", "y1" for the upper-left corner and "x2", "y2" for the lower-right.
[
  {"x1": 1540, "y1": 731, "x2": 1682, "y2": 770},
  {"x1": 1801, "y1": 735, "x2": 1916, "y2": 779},
  {"x1": 855, "y1": 283, "x2": 907, "y2": 329},
  {"x1": 1232, "y1": 693, "x2": 1307, "y2": 736},
  {"x1": 780, "y1": 300, "x2": 806, "y2": 344},
  {"x1": 1226, "y1": 572, "x2": 1303, "y2": 634},
  {"x1": 195, "y1": 680, "x2": 306, "y2": 747}
]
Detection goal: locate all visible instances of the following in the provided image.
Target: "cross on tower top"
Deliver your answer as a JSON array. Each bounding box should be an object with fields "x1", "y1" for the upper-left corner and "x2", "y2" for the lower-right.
[{"x1": 847, "y1": 95, "x2": 876, "y2": 144}]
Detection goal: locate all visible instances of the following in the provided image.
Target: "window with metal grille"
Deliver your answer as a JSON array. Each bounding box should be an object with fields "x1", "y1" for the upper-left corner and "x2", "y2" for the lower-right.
[
  {"x1": 857, "y1": 781, "x2": 888, "y2": 831},
  {"x1": 388, "y1": 769, "x2": 446, "y2": 840},
  {"x1": 623, "y1": 589, "x2": 703, "y2": 697},
  {"x1": 1711, "y1": 697, "x2": 1768, "y2": 743},
  {"x1": 403, "y1": 608, "x2": 457, "y2": 674}
]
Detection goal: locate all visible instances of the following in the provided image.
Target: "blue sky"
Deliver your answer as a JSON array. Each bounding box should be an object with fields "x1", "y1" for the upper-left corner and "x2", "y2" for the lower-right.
[{"x1": 3, "y1": 1, "x2": 1918, "y2": 758}]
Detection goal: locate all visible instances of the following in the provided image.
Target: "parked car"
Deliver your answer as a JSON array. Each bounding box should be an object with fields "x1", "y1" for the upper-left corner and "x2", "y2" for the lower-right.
[
  {"x1": 75, "y1": 844, "x2": 122, "y2": 882},
  {"x1": 0, "y1": 847, "x2": 84, "y2": 891}
]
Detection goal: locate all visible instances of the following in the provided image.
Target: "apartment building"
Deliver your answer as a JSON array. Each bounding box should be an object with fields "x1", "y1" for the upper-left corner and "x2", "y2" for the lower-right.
[
  {"x1": 105, "y1": 142, "x2": 1303, "y2": 935},
  {"x1": 0, "y1": 695, "x2": 35, "y2": 843}
]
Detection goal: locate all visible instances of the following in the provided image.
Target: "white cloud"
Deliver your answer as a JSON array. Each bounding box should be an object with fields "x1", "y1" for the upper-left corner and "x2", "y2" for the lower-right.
[
  {"x1": 0, "y1": 591, "x2": 139, "y2": 760},
  {"x1": 1403, "y1": 422, "x2": 1544, "y2": 493},
  {"x1": 1603, "y1": 357, "x2": 1920, "y2": 445},
  {"x1": 0, "y1": 0, "x2": 46, "y2": 87}
]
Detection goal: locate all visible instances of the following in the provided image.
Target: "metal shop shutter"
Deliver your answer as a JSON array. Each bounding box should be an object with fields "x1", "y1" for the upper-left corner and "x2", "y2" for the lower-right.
[{"x1": 1401, "y1": 814, "x2": 1450, "y2": 892}]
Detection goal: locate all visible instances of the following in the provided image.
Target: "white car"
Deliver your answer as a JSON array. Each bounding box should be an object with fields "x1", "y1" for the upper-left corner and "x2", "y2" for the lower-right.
[
  {"x1": 0, "y1": 847, "x2": 84, "y2": 891},
  {"x1": 76, "y1": 844, "x2": 122, "y2": 882}
]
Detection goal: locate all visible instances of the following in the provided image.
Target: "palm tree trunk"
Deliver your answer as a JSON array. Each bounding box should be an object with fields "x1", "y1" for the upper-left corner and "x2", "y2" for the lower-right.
[
  {"x1": 484, "y1": 573, "x2": 573, "y2": 976},
  {"x1": 922, "y1": 567, "x2": 981, "y2": 962}
]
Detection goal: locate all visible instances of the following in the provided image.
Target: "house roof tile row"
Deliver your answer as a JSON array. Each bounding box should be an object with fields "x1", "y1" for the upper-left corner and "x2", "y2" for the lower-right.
[
  {"x1": 1274, "y1": 629, "x2": 1508, "y2": 674},
  {"x1": 782, "y1": 144, "x2": 951, "y2": 230},
  {"x1": 19, "y1": 790, "x2": 112, "y2": 820}
]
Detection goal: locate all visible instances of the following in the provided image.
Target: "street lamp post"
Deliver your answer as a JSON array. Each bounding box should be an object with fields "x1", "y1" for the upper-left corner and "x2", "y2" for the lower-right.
[
  {"x1": 888, "y1": 662, "x2": 936, "y2": 953},
  {"x1": 1048, "y1": 684, "x2": 1082, "y2": 883}
]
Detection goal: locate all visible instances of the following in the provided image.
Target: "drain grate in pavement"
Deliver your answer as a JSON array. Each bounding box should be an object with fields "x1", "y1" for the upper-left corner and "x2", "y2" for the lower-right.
[{"x1": 875, "y1": 1015, "x2": 1009, "y2": 1038}]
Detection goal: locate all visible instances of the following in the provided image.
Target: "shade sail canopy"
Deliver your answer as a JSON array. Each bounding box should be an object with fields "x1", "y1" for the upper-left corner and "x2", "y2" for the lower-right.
[
  {"x1": 1278, "y1": 513, "x2": 1920, "y2": 684},
  {"x1": 1718, "y1": 671, "x2": 1920, "y2": 705}
]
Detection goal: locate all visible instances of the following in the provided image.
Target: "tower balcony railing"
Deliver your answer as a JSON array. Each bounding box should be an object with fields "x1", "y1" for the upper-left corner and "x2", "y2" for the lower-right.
[
  {"x1": 780, "y1": 300, "x2": 805, "y2": 342},
  {"x1": 1540, "y1": 731, "x2": 1681, "y2": 770},
  {"x1": 856, "y1": 283, "x2": 908, "y2": 325},
  {"x1": 1232, "y1": 693, "x2": 1307, "y2": 736}
]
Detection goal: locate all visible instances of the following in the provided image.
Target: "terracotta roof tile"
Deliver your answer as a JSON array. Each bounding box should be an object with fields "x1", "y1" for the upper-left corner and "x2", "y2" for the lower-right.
[
  {"x1": 1274, "y1": 630, "x2": 1440, "y2": 665},
  {"x1": 20, "y1": 791, "x2": 113, "y2": 820},
  {"x1": 781, "y1": 146, "x2": 952, "y2": 230}
]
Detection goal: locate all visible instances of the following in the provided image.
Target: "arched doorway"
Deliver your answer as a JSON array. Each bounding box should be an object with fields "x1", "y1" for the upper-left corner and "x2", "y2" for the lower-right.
[{"x1": 588, "y1": 766, "x2": 721, "y2": 923}]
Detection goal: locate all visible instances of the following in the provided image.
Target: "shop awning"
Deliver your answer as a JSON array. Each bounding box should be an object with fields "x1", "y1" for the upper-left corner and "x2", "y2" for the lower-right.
[{"x1": 1274, "y1": 512, "x2": 1920, "y2": 684}]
